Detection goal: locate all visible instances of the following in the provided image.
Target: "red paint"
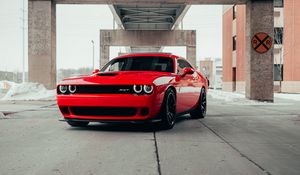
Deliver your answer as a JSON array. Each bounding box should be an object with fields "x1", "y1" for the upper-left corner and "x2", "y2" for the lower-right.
[{"x1": 56, "y1": 53, "x2": 208, "y2": 122}]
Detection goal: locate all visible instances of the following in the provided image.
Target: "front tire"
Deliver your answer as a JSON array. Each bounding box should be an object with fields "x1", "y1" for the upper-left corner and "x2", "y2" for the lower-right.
[
  {"x1": 160, "y1": 89, "x2": 176, "y2": 130},
  {"x1": 67, "y1": 120, "x2": 89, "y2": 127},
  {"x1": 190, "y1": 88, "x2": 207, "y2": 119}
]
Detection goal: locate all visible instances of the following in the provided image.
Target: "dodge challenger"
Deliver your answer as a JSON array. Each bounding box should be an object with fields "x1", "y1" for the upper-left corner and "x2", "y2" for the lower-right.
[{"x1": 56, "y1": 53, "x2": 208, "y2": 129}]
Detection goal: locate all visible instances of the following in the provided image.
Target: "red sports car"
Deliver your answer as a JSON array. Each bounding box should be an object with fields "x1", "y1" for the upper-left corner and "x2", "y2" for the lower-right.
[{"x1": 56, "y1": 53, "x2": 208, "y2": 129}]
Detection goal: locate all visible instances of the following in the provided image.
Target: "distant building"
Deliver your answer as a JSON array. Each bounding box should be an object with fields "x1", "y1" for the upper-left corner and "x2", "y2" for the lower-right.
[
  {"x1": 222, "y1": 0, "x2": 300, "y2": 93},
  {"x1": 199, "y1": 58, "x2": 223, "y2": 89},
  {"x1": 0, "y1": 71, "x2": 24, "y2": 83}
]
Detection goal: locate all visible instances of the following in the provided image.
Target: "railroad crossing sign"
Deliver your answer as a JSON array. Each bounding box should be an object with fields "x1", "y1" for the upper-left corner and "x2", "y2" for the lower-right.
[{"x1": 251, "y1": 32, "x2": 273, "y2": 54}]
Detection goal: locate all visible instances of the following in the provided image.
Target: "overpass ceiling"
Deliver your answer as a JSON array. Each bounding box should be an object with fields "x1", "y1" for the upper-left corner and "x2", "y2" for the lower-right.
[{"x1": 112, "y1": 4, "x2": 188, "y2": 30}]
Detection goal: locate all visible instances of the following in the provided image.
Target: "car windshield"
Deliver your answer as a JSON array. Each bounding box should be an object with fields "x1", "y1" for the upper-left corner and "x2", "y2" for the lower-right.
[{"x1": 101, "y1": 56, "x2": 174, "y2": 73}]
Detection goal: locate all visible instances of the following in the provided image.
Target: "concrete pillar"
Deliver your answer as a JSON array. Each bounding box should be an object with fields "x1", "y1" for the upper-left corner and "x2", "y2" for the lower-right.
[
  {"x1": 28, "y1": 0, "x2": 56, "y2": 89},
  {"x1": 245, "y1": 0, "x2": 274, "y2": 101},
  {"x1": 100, "y1": 30, "x2": 196, "y2": 69},
  {"x1": 100, "y1": 46, "x2": 109, "y2": 68},
  {"x1": 186, "y1": 46, "x2": 196, "y2": 67}
]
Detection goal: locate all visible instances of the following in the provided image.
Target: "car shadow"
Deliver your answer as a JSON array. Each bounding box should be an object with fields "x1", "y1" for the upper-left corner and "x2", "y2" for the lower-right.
[{"x1": 66, "y1": 115, "x2": 191, "y2": 132}]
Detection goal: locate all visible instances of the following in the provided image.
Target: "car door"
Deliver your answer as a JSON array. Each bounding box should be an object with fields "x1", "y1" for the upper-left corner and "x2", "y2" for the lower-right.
[{"x1": 175, "y1": 59, "x2": 200, "y2": 113}]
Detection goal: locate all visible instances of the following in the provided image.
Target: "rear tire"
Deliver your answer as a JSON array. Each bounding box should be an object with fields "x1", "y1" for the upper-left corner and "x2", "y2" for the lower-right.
[
  {"x1": 160, "y1": 89, "x2": 176, "y2": 130},
  {"x1": 190, "y1": 88, "x2": 207, "y2": 119},
  {"x1": 67, "y1": 120, "x2": 89, "y2": 127}
]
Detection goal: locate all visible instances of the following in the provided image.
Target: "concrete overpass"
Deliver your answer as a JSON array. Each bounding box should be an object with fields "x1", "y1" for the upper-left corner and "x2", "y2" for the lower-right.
[{"x1": 28, "y1": 0, "x2": 274, "y2": 101}]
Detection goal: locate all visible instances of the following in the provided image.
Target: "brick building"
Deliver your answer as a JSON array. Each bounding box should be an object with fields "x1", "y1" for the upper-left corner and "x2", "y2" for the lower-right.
[{"x1": 222, "y1": 0, "x2": 300, "y2": 93}]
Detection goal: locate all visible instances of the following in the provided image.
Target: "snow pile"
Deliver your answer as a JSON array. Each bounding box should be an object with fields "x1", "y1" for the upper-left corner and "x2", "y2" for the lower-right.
[
  {"x1": 274, "y1": 93, "x2": 300, "y2": 101},
  {"x1": 208, "y1": 89, "x2": 300, "y2": 104},
  {"x1": 208, "y1": 89, "x2": 258, "y2": 104},
  {"x1": 0, "y1": 81, "x2": 55, "y2": 101}
]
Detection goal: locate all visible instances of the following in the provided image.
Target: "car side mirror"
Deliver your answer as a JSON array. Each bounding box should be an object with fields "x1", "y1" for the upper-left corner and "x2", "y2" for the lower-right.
[
  {"x1": 92, "y1": 69, "x2": 100, "y2": 74},
  {"x1": 181, "y1": 67, "x2": 194, "y2": 77}
]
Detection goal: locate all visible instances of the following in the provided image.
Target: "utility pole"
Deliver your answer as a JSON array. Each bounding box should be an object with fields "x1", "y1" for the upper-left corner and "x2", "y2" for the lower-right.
[
  {"x1": 91, "y1": 40, "x2": 95, "y2": 69},
  {"x1": 22, "y1": 0, "x2": 26, "y2": 83}
]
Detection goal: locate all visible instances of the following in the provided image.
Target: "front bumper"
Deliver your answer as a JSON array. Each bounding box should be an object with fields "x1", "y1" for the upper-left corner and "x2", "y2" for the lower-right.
[{"x1": 56, "y1": 93, "x2": 163, "y2": 121}]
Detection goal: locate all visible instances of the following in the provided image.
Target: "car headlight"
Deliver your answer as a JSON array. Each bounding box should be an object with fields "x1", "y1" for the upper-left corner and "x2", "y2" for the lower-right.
[
  {"x1": 143, "y1": 85, "x2": 153, "y2": 94},
  {"x1": 133, "y1": 85, "x2": 143, "y2": 94},
  {"x1": 59, "y1": 85, "x2": 68, "y2": 94},
  {"x1": 69, "y1": 85, "x2": 76, "y2": 94}
]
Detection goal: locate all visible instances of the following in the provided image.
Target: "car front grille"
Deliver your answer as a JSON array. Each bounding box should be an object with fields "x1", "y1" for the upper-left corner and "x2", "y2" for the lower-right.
[
  {"x1": 69, "y1": 107, "x2": 137, "y2": 117},
  {"x1": 75, "y1": 85, "x2": 134, "y2": 94}
]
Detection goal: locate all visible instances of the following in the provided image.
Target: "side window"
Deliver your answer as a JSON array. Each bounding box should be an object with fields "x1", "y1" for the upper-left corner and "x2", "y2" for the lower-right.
[{"x1": 177, "y1": 59, "x2": 193, "y2": 74}]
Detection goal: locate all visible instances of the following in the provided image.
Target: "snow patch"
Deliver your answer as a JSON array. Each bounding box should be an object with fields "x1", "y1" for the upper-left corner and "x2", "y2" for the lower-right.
[
  {"x1": 0, "y1": 81, "x2": 55, "y2": 101},
  {"x1": 209, "y1": 89, "x2": 300, "y2": 104},
  {"x1": 208, "y1": 89, "x2": 258, "y2": 104},
  {"x1": 274, "y1": 93, "x2": 300, "y2": 101}
]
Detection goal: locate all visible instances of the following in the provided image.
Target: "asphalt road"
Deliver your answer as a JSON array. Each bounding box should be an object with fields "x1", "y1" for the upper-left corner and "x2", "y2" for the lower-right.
[{"x1": 0, "y1": 96, "x2": 300, "y2": 175}]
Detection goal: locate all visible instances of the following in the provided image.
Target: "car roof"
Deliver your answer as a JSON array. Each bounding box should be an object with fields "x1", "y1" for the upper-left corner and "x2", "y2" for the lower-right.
[{"x1": 114, "y1": 53, "x2": 180, "y2": 59}]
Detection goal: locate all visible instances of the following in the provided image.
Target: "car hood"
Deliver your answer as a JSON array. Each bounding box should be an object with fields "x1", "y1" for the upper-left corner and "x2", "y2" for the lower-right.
[{"x1": 59, "y1": 71, "x2": 174, "y2": 85}]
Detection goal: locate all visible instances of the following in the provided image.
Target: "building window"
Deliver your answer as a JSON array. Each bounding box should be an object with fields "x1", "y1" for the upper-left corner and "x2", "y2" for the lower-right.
[
  {"x1": 274, "y1": 27, "x2": 283, "y2": 44},
  {"x1": 274, "y1": 64, "x2": 283, "y2": 81},
  {"x1": 274, "y1": 0, "x2": 284, "y2": 8},
  {"x1": 233, "y1": 36, "x2": 237, "y2": 51},
  {"x1": 233, "y1": 5, "x2": 237, "y2": 20}
]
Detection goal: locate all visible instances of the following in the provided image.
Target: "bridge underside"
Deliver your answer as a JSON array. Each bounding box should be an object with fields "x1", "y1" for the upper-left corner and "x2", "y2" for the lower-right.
[
  {"x1": 28, "y1": 0, "x2": 275, "y2": 102},
  {"x1": 111, "y1": 4, "x2": 187, "y2": 30}
]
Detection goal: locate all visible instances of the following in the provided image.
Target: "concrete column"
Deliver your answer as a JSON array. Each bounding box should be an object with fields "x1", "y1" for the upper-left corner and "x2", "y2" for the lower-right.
[
  {"x1": 186, "y1": 46, "x2": 196, "y2": 67},
  {"x1": 186, "y1": 30, "x2": 196, "y2": 67},
  {"x1": 99, "y1": 30, "x2": 111, "y2": 68},
  {"x1": 245, "y1": 0, "x2": 274, "y2": 101},
  {"x1": 100, "y1": 46, "x2": 109, "y2": 68},
  {"x1": 28, "y1": 0, "x2": 56, "y2": 89}
]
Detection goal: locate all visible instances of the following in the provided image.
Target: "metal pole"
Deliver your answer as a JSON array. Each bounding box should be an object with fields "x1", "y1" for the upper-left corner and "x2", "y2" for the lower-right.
[
  {"x1": 91, "y1": 40, "x2": 95, "y2": 69},
  {"x1": 22, "y1": 0, "x2": 25, "y2": 82}
]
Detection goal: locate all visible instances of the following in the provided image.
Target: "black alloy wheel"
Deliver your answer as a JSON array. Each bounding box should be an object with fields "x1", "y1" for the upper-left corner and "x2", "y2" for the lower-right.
[
  {"x1": 160, "y1": 89, "x2": 176, "y2": 130},
  {"x1": 190, "y1": 88, "x2": 206, "y2": 119}
]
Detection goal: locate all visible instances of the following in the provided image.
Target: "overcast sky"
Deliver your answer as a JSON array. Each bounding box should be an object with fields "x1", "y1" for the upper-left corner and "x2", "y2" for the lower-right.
[{"x1": 0, "y1": 0, "x2": 222, "y2": 72}]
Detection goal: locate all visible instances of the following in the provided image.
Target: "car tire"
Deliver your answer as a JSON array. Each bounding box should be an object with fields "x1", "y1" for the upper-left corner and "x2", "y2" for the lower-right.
[
  {"x1": 190, "y1": 88, "x2": 207, "y2": 119},
  {"x1": 67, "y1": 120, "x2": 89, "y2": 127},
  {"x1": 160, "y1": 89, "x2": 177, "y2": 130}
]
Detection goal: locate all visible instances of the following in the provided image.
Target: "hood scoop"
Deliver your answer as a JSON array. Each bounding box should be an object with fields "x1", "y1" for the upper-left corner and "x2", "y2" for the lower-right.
[{"x1": 97, "y1": 73, "x2": 118, "y2": 76}]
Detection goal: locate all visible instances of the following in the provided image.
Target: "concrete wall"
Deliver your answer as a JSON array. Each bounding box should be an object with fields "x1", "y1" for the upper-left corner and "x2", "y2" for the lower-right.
[
  {"x1": 55, "y1": 0, "x2": 247, "y2": 5},
  {"x1": 100, "y1": 30, "x2": 196, "y2": 68}
]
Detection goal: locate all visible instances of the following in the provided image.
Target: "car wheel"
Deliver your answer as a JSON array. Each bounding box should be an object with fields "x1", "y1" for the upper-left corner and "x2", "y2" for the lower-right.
[
  {"x1": 67, "y1": 120, "x2": 89, "y2": 127},
  {"x1": 190, "y1": 88, "x2": 207, "y2": 119},
  {"x1": 160, "y1": 89, "x2": 176, "y2": 130}
]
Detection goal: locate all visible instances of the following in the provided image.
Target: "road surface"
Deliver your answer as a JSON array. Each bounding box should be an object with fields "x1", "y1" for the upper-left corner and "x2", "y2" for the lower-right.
[{"x1": 0, "y1": 96, "x2": 300, "y2": 175}]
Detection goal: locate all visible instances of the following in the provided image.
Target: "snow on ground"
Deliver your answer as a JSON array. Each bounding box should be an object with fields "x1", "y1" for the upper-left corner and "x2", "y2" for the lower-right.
[
  {"x1": 208, "y1": 89, "x2": 300, "y2": 105},
  {"x1": 274, "y1": 93, "x2": 300, "y2": 101},
  {"x1": 0, "y1": 81, "x2": 55, "y2": 101},
  {"x1": 208, "y1": 89, "x2": 260, "y2": 105}
]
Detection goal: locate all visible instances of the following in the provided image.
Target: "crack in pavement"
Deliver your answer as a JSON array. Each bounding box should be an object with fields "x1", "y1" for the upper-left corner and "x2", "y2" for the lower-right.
[
  {"x1": 199, "y1": 120, "x2": 272, "y2": 175},
  {"x1": 1, "y1": 103, "x2": 57, "y2": 116},
  {"x1": 153, "y1": 132, "x2": 162, "y2": 175}
]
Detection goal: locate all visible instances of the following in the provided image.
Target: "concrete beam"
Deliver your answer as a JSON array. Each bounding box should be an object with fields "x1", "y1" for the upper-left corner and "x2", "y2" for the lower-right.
[
  {"x1": 172, "y1": 5, "x2": 191, "y2": 30},
  {"x1": 100, "y1": 30, "x2": 196, "y2": 68},
  {"x1": 28, "y1": 0, "x2": 56, "y2": 89},
  {"x1": 245, "y1": 0, "x2": 274, "y2": 101},
  {"x1": 54, "y1": 0, "x2": 247, "y2": 5}
]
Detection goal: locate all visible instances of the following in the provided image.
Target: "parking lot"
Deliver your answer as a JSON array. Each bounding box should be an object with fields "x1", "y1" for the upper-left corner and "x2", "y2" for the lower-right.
[{"x1": 0, "y1": 95, "x2": 300, "y2": 175}]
